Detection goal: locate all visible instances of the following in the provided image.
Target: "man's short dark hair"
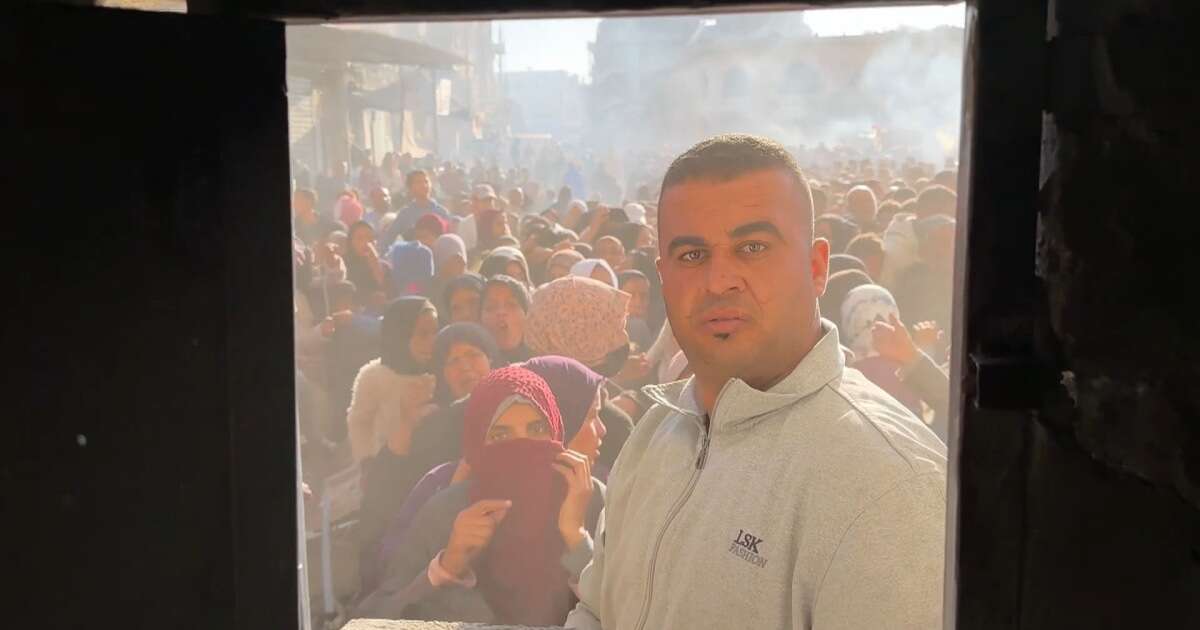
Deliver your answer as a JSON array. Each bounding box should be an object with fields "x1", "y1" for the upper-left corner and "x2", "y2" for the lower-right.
[
  {"x1": 659, "y1": 134, "x2": 813, "y2": 231},
  {"x1": 661, "y1": 134, "x2": 807, "y2": 193}
]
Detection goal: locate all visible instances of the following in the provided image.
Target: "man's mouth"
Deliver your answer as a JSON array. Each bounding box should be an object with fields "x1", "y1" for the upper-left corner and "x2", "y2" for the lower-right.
[{"x1": 700, "y1": 310, "x2": 748, "y2": 336}]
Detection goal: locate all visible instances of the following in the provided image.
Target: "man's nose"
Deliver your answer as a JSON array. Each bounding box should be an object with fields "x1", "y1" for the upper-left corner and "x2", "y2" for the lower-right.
[{"x1": 705, "y1": 252, "x2": 746, "y2": 295}]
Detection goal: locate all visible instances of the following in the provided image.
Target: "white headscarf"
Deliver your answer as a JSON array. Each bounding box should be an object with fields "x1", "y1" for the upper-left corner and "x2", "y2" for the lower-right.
[
  {"x1": 569, "y1": 258, "x2": 618, "y2": 287},
  {"x1": 840, "y1": 284, "x2": 900, "y2": 360},
  {"x1": 456, "y1": 214, "x2": 478, "y2": 251},
  {"x1": 623, "y1": 203, "x2": 648, "y2": 225},
  {"x1": 880, "y1": 213, "x2": 919, "y2": 289},
  {"x1": 432, "y1": 233, "x2": 466, "y2": 268}
]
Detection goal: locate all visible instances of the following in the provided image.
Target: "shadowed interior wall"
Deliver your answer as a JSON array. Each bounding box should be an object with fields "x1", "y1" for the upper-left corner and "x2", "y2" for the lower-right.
[{"x1": 1, "y1": 5, "x2": 296, "y2": 629}]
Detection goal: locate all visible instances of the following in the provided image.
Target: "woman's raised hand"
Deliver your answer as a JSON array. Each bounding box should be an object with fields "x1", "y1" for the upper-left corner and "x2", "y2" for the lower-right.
[
  {"x1": 441, "y1": 498, "x2": 512, "y2": 579},
  {"x1": 552, "y1": 449, "x2": 594, "y2": 550}
]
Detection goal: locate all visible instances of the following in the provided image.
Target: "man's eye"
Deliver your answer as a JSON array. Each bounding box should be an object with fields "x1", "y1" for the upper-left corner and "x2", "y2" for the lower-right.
[
  {"x1": 488, "y1": 430, "x2": 509, "y2": 442},
  {"x1": 679, "y1": 250, "x2": 706, "y2": 263},
  {"x1": 740, "y1": 242, "x2": 769, "y2": 255},
  {"x1": 529, "y1": 421, "x2": 549, "y2": 434}
]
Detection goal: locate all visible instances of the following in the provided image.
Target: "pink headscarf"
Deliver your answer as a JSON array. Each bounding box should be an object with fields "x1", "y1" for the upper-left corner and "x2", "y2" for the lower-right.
[{"x1": 337, "y1": 194, "x2": 365, "y2": 226}]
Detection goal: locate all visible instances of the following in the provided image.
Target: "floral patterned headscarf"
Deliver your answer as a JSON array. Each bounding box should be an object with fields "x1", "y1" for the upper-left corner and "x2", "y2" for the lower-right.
[{"x1": 524, "y1": 276, "x2": 630, "y2": 367}]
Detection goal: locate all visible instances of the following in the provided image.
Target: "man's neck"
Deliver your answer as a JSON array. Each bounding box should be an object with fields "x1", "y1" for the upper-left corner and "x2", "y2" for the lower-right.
[
  {"x1": 691, "y1": 327, "x2": 822, "y2": 415},
  {"x1": 411, "y1": 197, "x2": 431, "y2": 207},
  {"x1": 692, "y1": 374, "x2": 726, "y2": 416}
]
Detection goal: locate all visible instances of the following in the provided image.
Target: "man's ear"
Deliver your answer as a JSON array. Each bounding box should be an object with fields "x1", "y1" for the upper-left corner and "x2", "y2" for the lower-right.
[{"x1": 811, "y1": 238, "x2": 832, "y2": 297}]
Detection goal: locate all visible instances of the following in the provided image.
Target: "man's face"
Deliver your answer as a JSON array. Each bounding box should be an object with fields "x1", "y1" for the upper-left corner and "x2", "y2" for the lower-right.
[
  {"x1": 657, "y1": 169, "x2": 829, "y2": 388},
  {"x1": 409, "y1": 174, "x2": 432, "y2": 201}
]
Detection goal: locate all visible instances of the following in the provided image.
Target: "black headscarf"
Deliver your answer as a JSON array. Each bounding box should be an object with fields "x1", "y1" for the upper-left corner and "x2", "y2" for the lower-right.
[
  {"x1": 482, "y1": 275, "x2": 533, "y2": 365},
  {"x1": 816, "y1": 214, "x2": 859, "y2": 255},
  {"x1": 482, "y1": 274, "x2": 531, "y2": 313},
  {"x1": 478, "y1": 249, "x2": 531, "y2": 285},
  {"x1": 440, "y1": 272, "x2": 485, "y2": 327},
  {"x1": 829, "y1": 254, "x2": 868, "y2": 276},
  {"x1": 617, "y1": 269, "x2": 647, "y2": 286},
  {"x1": 608, "y1": 222, "x2": 646, "y2": 251},
  {"x1": 819, "y1": 269, "x2": 872, "y2": 321},
  {"x1": 431, "y1": 323, "x2": 500, "y2": 404},
  {"x1": 380, "y1": 296, "x2": 435, "y2": 375}
]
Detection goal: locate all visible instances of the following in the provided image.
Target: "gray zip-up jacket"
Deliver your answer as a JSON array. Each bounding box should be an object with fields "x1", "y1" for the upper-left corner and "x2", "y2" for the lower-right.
[{"x1": 566, "y1": 321, "x2": 947, "y2": 630}]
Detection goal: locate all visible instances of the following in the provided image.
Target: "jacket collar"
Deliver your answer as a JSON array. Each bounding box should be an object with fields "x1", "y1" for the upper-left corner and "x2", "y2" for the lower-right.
[{"x1": 642, "y1": 319, "x2": 845, "y2": 433}]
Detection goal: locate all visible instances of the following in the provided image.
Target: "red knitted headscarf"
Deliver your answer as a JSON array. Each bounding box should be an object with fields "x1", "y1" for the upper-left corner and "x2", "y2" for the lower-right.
[{"x1": 461, "y1": 366, "x2": 575, "y2": 625}]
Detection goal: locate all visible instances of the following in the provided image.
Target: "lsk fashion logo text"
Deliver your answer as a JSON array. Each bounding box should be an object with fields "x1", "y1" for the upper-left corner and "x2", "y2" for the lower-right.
[{"x1": 729, "y1": 529, "x2": 767, "y2": 568}]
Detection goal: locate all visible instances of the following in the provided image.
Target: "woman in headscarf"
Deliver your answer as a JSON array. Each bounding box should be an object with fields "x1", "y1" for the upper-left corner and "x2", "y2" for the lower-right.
[
  {"x1": 880, "y1": 212, "x2": 919, "y2": 289},
  {"x1": 568, "y1": 258, "x2": 618, "y2": 287},
  {"x1": 820, "y1": 269, "x2": 873, "y2": 323},
  {"x1": 411, "y1": 213, "x2": 450, "y2": 249},
  {"x1": 478, "y1": 247, "x2": 531, "y2": 286},
  {"x1": 429, "y1": 234, "x2": 467, "y2": 309},
  {"x1": 368, "y1": 356, "x2": 623, "y2": 594},
  {"x1": 338, "y1": 193, "x2": 366, "y2": 227},
  {"x1": 627, "y1": 247, "x2": 666, "y2": 336},
  {"x1": 344, "y1": 221, "x2": 392, "y2": 308},
  {"x1": 356, "y1": 366, "x2": 605, "y2": 626},
  {"x1": 617, "y1": 270, "x2": 655, "y2": 351},
  {"x1": 387, "y1": 240, "x2": 434, "y2": 298},
  {"x1": 544, "y1": 249, "x2": 585, "y2": 284},
  {"x1": 524, "y1": 276, "x2": 635, "y2": 392},
  {"x1": 622, "y1": 202, "x2": 648, "y2": 226},
  {"x1": 346, "y1": 296, "x2": 439, "y2": 463},
  {"x1": 839, "y1": 284, "x2": 923, "y2": 417},
  {"x1": 828, "y1": 253, "x2": 868, "y2": 276},
  {"x1": 480, "y1": 275, "x2": 533, "y2": 364},
  {"x1": 359, "y1": 322, "x2": 502, "y2": 593},
  {"x1": 815, "y1": 213, "x2": 859, "y2": 254},
  {"x1": 561, "y1": 199, "x2": 588, "y2": 232},
  {"x1": 440, "y1": 272, "x2": 484, "y2": 327}
]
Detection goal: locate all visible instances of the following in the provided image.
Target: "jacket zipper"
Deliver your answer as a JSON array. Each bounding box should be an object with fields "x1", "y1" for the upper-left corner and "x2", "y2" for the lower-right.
[{"x1": 631, "y1": 381, "x2": 729, "y2": 630}]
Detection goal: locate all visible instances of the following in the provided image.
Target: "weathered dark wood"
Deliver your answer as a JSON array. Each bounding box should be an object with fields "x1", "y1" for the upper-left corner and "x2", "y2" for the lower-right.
[
  {"x1": 1, "y1": 5, "x2": 295, "y2": 629},
  {"x1": 948, "y1": 1, "x2": 1046, "y2": 629}
]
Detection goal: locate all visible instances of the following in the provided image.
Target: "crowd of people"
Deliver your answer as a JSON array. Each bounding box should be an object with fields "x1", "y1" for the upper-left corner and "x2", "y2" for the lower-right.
[{"x1": 291, "y1": 141, "x2": 957, "y2": 627}]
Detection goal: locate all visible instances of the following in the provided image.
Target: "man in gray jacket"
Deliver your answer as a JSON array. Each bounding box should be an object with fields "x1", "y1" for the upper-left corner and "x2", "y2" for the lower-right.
[{"x1": 566, "y1": 135, "x2": 947, "y2": 630}]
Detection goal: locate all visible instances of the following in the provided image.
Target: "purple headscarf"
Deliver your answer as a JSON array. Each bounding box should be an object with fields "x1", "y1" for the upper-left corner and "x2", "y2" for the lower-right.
[
  {"x1": 387, "y1": 240, "x2": 434, "y2": 297},
  {"x1": 522, "y1": 355, "x2": 606, "y2": 440}
]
